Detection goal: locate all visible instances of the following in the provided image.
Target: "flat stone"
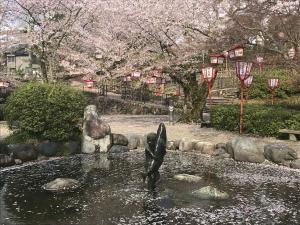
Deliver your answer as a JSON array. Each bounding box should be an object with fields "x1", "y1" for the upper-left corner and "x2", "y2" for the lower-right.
[
  {"x1": 42, "y1": 178, "x2": 81, "y2": 193},
  {"x1": 174, "y1": 174, "x2": 202, "y2": 183},
  {"x1": 191, "y1": 186, "x2": 229, "y2": 200}
]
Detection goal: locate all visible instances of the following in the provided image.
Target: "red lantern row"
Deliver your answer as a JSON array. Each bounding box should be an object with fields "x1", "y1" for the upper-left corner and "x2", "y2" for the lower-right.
[{"x1": 83, "y1": 78, "x2": 96, "y2": 89}]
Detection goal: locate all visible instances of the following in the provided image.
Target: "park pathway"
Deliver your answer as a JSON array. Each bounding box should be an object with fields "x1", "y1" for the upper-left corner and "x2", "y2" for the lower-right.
[{"x1": 103, "y1": 114, "x2": 300, "y2": 155}]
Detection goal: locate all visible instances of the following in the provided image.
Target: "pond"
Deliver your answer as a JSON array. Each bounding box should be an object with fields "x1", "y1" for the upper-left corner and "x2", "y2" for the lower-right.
[{"x1": 0, "y1": 151, "x2": 299, "y2": 225}]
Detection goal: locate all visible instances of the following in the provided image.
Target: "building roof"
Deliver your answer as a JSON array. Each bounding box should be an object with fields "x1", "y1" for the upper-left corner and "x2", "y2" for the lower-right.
[{"x1": 3, "y1": 44, "x2": 30, "y2": 56}]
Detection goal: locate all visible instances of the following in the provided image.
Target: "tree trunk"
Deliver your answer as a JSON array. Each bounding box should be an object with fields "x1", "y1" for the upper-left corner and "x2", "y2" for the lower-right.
[
  {"x1": 40, "y1": 58, "x2": 48, "y2": 82},
  {"x1": 179, "y1": 82, "x2": 208, "y2": 123}
]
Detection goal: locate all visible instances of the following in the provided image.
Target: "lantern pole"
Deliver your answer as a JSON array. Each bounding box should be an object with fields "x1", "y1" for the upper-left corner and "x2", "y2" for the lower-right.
[
  {"x1": 271, "y1": 89, "x2": 275, "y2": 105},
  {"x1": 240, "y1": 81, "x2": 244, "y2": 134},
  {"x1": 236, "y1": 61, "x2": 252, "y2": 134}
]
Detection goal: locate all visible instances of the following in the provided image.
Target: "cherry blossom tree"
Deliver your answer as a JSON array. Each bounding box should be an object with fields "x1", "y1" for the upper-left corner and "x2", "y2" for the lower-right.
[
  {"x1": 223, "y1": 0, "x2": 300, "y2": 63},
  {"x1": 5, "y1": 0, "x2": 100, "y2": 81}
]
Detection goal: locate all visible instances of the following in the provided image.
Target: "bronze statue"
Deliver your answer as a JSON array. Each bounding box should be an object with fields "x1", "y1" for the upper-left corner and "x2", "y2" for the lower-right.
[{"x1": 142, "y1": 123, "x2": 167, "y2": 190}]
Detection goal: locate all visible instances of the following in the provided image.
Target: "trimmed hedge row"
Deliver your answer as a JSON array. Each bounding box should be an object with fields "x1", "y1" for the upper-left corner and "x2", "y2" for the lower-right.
[{"x1": 211, "y1": 104, "x2": 300, "y2": 137}]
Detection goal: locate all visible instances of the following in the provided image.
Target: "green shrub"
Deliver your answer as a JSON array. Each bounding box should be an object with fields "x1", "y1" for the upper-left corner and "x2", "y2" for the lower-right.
[
  {"x1": 4, "y1": 82, "x2": 86, "y2": 142},
  {"x1": 211, "y1": 104, "x2": 300, "y2": 137},
  {"x1": 247, "y1": 68, "x2": 298, "y2": 99}
]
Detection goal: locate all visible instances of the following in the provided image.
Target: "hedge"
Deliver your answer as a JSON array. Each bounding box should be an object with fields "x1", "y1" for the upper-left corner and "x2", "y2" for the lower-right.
[
  {"x1": 211, "y1": 104, "x2": 300, "y2": 137},
  {"x1": 246, "y1": 68, "x2": 299, "y2": 99},
  {"x1": 4, "y1": 82, "x2": 86, "y2": 142}
]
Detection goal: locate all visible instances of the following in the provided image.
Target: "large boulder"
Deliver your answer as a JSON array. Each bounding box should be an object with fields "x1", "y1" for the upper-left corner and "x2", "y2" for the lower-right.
[
  {"x1": 126, "y1": 134, "x2": 145, "y2": 150},
  {"x1": 61, "y1": 141, "x2": 81, "y2": 156},
  {"x1": 8, "y1": 144, "x2": 38, "y2": 162},
  {"x1": 36, "y1": 141, "x2": 59, "y2": 157},
  {"x1": 112, "y1": 134, "x2": 129, "y2": 146},
  {"x1": 0, "y1": 153, "x2": 14, "y2": 167},
  {"x1": 109, "y1": 145, "x2": 129, "y2": 154},
  {"x1": 82, "y1": 105, "x2": 112, "y2": 153},
  {"x1": 0, "y1": 142, "x2": 9, "y2": 155},
  {"x1": 179, "y1": 139, "x2": 195, "y2": 152},
  {"x1": 42, "y1": 178, "x2": 81, "y2": 193},
  {"x1": 191, "y1": 186, "x2": 229, "y2": 200},
  {"x1": 264, "y1": 144, "x2": 297, "y2": 164},
  {"x1": 227, "y1": 137, "x2": 265, "y2": 163},
  {"x1": 85, "y1": 112, "x2": 110, "y2": 139},
  {"x1": 212, "y1": 148, "x2": 231, "y2": 160},
  {"x1": 194, "y1": 142, "x2": 215, "y2": 155}
]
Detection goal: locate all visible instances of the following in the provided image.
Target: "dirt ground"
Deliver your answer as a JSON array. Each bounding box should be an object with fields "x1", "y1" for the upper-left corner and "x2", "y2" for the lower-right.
[
  {"x1": 103, "y1": 114, "x2": 300, "y2": 155},
  {"x1": 1, "y1": 115, "x2": 299, "y2": 155}
]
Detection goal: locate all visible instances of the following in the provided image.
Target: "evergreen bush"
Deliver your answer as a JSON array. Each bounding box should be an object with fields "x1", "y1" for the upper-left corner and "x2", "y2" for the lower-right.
[
  {"x1": 247, "y1": 68, "x2": 298, "y2": 99},
  {"x1": 4, "y1": 82, "x2": 86, "y2": 142},
  {"x1": 211, "y1": 104, "x2": 300, "y2": 137}
]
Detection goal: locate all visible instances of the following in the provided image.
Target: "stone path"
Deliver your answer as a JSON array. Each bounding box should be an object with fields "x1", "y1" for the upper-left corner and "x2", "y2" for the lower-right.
[{"x1": 103, "y1": 115, "x2": 300, "y2": 155}]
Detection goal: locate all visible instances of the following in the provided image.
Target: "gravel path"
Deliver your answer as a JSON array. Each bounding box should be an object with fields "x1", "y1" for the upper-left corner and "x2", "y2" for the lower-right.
[{"x1": 103, "y1": 114, "x2": 300, "y2": 155}]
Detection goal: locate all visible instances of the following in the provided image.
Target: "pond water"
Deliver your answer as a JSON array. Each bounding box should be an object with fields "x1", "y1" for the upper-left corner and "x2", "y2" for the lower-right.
[{"x1": 0, "y1": 151, "x2": 299, "y2": 225}]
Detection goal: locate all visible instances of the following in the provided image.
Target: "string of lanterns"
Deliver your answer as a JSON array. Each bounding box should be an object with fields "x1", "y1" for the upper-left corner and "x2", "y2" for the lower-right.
[{"x1": 202, "y1": 44, "x2": 296, "y2": 134}]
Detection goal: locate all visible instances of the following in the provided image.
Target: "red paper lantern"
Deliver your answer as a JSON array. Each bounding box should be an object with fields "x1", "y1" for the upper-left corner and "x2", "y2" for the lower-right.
[
  {"x1": 83, "y1": 78, "x2": 96, "y2": 89},
  {"x1": 201, "y1": 67, "x2": 217, "y2": 82},
  {"x1": 235, "y1": 61, "x2": 253, "y2": 81},
  {"x1": 268, "y1": 78, "x2": 279, "y2": 90},
  {"x1": 268, "y1": 78, "x2": 279, "y2": 105},
  {"x1": 156, "y1": 87, "x2": 161, "y2": 96},
  {"x1": 201, "y1": 67, "x2": 218, "y2": 108},
  {"x1": 131, "y1": 71, "x2": 141, "y2": 78},
  {"x1": 209, "y1": 54, "x2": 225, "y2": 65},
  {"x1": 288, "y1": 48, "x2": 296, "y2": 59},
  {"x1": 228, "y1": 45, "x2": 244, "y2": 59},
  {"x1": 123, "y1": 75, "x2": 132, "y2": 82}
]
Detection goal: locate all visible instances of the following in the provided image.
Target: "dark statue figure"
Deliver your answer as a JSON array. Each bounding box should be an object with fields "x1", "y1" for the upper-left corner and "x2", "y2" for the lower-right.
[{"x1": 142, "y1": 123, "x2": 167, "y2": 190}]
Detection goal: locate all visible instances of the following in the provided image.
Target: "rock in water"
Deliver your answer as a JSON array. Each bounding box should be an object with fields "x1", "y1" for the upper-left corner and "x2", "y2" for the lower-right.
[
  {"x1": 37, "y1": 141, "x2": 59, "y2": 157},
  {"x1": 82, "y1": 105, "x2": 112, "y2": 153},
  {"x1": 174, "y1": 174, "x2": 202, "y2": 183},
  {"x1": 8, "y1": 144, "x2": 38, "y2": 162},
  {"x1": 112, "y1": 134, "x2": 129, "y2": 146},
  {"x1": 42, "y1": 178, "x2": 80, "y2": 193},
  {"x1": 0, "y1": 153, "x2": 14, "y2": 167},
  {"x1": 192, "y1": 186, "x2": 229, "y2": 200}
]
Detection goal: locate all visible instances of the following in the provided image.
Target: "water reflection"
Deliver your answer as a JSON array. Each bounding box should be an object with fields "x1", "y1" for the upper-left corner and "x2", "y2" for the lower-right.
[{"x1": 0, "y1": 152, "x2": 299, "y2": 225}]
